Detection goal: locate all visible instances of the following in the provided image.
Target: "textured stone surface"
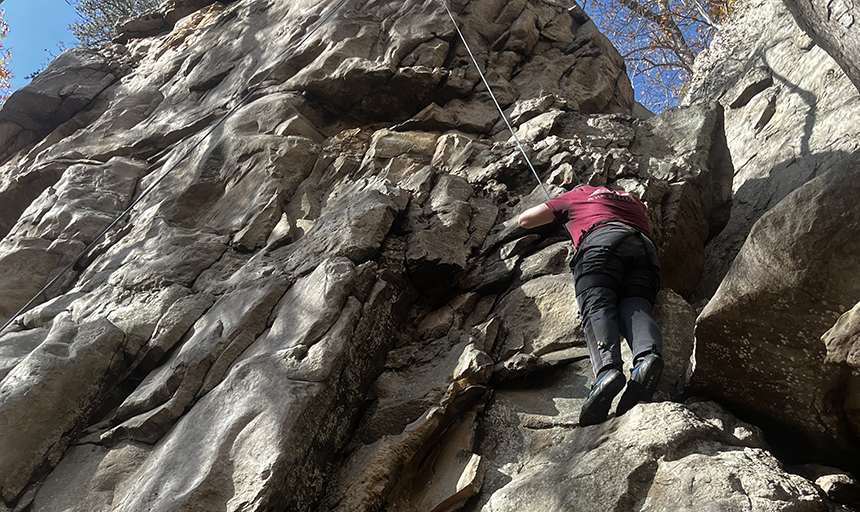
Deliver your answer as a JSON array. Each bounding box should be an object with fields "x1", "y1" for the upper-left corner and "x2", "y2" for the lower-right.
[
  {"x1": 694, "y1": 165, "x2": 860, "y2": 462},
  {"x1": 652, "y1": 288, "x2": 696, "y2": 400},
  {"x1": 685, "y1": 0, "x2": 860, "y2": 298},
  {"x1": 475, "y1": 398, "x2": 825, "y2": 512},
  {"x1": 642, "y1": 103, "x2": 733, "y2": 297},
  {"x1": 822, "y1": 302, "x2": 860, "y2": 445},
  {"x1": 792, "y1": 463, "x2": 860, "y2": 508},
  {"x1": 0, "y1": 157, "x2": 147, "y2": 323},
  {"x1": 0, "y1": 318, "x2": 126, "y2": 502},
  {"x1": 0, "y1": 49, "x2": 116, "y2": 164},
  {"x1": 0, "y1": 0, "x2": 850, "y2": 510}
]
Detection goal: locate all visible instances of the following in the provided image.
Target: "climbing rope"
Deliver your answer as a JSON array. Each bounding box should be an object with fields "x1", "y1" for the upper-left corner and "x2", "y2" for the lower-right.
[
  {"x1": 439, "y1": 0, "x2": 574, "y2": 243},
  {"x1": 2, "y1": 0, "x2": 567, "y2": 335},
  {"x1": 438, "y1": 0, "x2": 552, "y2": 202},
  {"x1": 0, "y1": 0, "x2": 351, "y2": 335}
]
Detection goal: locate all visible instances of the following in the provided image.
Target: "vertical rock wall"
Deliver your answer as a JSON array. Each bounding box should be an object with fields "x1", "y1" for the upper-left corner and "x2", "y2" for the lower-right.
[
  {"x1": 687, "y1": 0, "x2": 860, "y2": 469},
  {"x1": 685, "y1": 0, "x2": 860, "y2": 298},
  {"x1": 0, "y1": 0, "x2": 856, "y2": 511}
]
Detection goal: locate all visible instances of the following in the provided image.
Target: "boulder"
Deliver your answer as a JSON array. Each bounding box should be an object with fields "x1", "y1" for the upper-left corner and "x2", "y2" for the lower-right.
[
  {"x1": 694, "y1": 165, "x2": 860, "y2": 463},
  {"x1": 477, "y1": 388, "x2": 823, "y2": 511},
  {"x1": 482, "y1": 398, "x2": 826, "y2": 511},
  {"x1": 791, "y1": 463, "x2": 860, "y2": 507}
]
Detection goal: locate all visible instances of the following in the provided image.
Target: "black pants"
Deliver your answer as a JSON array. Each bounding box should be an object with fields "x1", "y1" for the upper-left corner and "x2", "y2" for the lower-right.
[{"x1": 572, "y1": 225, "x2": 663, "y2": 379}]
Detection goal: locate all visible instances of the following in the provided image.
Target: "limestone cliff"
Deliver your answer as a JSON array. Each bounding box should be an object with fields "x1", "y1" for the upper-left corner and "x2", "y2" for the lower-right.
[{"x1": 0, "y1": 0, "x2": 857, "y2": 511}]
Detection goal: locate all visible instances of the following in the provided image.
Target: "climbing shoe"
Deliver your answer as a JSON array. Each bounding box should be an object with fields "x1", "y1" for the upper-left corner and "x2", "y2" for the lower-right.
[
  {"x1": 579, "y1": 368, "x2": 625, "y2": 427},
  {"x1": 616, "y1": 354, "x2": 664, "y2": 416}
]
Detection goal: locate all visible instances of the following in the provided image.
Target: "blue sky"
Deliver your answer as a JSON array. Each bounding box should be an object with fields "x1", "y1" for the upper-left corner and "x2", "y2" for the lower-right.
[{"x1": 3, "y1": 0, "x2": 79, "y2": 92}]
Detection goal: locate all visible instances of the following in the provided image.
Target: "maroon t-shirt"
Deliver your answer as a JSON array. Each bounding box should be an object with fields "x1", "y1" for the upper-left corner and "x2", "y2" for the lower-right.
[{"x1": 545, "y1": 186, "x2": 651, "y2": 248}]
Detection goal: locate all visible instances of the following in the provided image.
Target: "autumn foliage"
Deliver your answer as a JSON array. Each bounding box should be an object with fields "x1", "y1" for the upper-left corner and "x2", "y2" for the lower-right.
[
  {"x1": 0, "y1": 10, "x2": 12, "y2": 107},
  {"x1": 585, "y1": 0, "x2": 734, "y2": 111}
]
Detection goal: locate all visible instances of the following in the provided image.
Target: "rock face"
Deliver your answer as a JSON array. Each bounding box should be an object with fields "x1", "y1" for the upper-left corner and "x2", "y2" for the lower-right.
[
  {"x1": 476, "y1": 400, "x2": 826, "y2": 512},
  {"x1": 695, "y1": 165, "x2": 860, "y2": 463},
  {"x1": 685, "y1": 0, "x2": 860, "y2": 299},
  {"x1": 0, "y1": 0, "x2": 856, "y2": 511},
  {"x1": 687, "y1": 0, "x2": 860, "y2": 469}
]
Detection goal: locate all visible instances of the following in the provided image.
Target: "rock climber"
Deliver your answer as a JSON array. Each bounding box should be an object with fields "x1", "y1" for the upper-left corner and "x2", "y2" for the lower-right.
[{"x1": 517, "y1": 185, "x2": 664, "y2": 427}]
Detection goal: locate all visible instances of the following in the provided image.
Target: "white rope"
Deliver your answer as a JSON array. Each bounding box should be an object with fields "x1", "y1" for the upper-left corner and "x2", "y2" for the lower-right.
[
  {"x1": 438, "y1": 0, "x2": 552, "y2": 202},
  {"x1": 0, "y1": 0, "x2": 351, "y2": 335}
]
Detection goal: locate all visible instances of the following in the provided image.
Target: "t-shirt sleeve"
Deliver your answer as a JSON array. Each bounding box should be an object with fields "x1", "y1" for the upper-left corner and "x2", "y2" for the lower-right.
[{"x1": 544, "y1": 195, "x2": 570, "y2": 224}]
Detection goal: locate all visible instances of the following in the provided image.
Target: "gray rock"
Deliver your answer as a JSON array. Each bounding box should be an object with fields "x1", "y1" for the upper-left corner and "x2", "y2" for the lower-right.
[
  {"x1": 30, "y1": 442, "x2": 151, "y2": 512},
  {"x1": 0, "y1": 328, "x2": 48, "y2": 381},
  {"x1": 511, "y1": 22, "x2": 632, "y2": 114},
  {"x1": 685, "y1": 0, "x2": 860, "y2": 298},
  {"x1": 271, "y1": 176, "x2": 409, "y2": 276},
  {"x1": 642, "y1": 103, "x2": 734, "y2": 297},
  {"x1": 322, "y1": 407, "x2": 451, "y2": 512},
  {"x1": 134, "y1": 291, "x2": 215, "y2": 373},
  {"x1": 323, "y1": 337, "x2": 490, "y2": 512},
  {"x1": 0, "y1": 157, "x2": 147, "y2": 322},
  {"x1": 518, "y1": 240, "x2": 571, "y2": 281},
  {"x1": 494, "y1": 273, "x2": 582, "y2": 357},
  {"x1": 115, "y1": 0, "x2": 222, "y2": 42},
  {"x1": 652, "y1": 288, "x2": 696, "y2": 400},
  {"x1": 791, "y1": 463, "x2": 860, "y2": 507},
  {"x1": 79, "y1": 219, "x2": 229, "y2": 292},
  {"x1": 0, "y1": 238, "x2": 66, "y2": 324},
  {"x1": 492, "y1": 351, "x2": 551, "y2": 382},
  {"x1": 12, "y1": 157, "x2": 146, "y2": 242},
  {"x1": 0, "y1": 158, "x2": 76, "y2": 238},
  {"x1": 366, "y1": 332, "x2": 490, "y2": 442},
  {"x1": 17, "y1": 292, "x2": 86, "y2": 330},
  {"x1": 406, "y1": 173, "x2": 474, "y2": 293},
  {"x1": 111, "y1": 269, "x2": 410, "y2": 512},
  {"x1": 822, "y1": 300, "x2": 860, "y2": 371},
  {"x1": 116, "y1": 13, "x2": 171, "y2": 42},
  {"x1": 0, "y1": 49, "x2": 116, "y2": 162},
  {"x1": 477, "y1": 401, "x2": 825, "y2": 512},
  {"x1": 106, "y1": 275, "x2": 289, "y2": 444},
  {"x1": 0, "y1": 318, "x2": 126, "y2": 502},
  {"x1": 89, "y1": 283, "x2": 194, "y2": 347},
  {"x1": 822, "y1": 302, "x2": 860, "y2": 440},
  {"x1": 0, "y1": 0, "x2": 844, "y2": 508},
  {"x1": 694, "y1": 165, "x2": 860, "y2": 461}
]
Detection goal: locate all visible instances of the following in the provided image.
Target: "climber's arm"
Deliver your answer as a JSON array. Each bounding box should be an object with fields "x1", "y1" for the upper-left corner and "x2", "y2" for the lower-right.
[{"x1": 517, "y1": 203, "x2": 555, "y2": 229}]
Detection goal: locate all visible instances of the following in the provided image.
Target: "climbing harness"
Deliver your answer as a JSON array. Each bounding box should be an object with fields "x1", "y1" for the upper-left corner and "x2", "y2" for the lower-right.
[{"x1": 0, "y1": 0, "x2": 350, "y2": 334}]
